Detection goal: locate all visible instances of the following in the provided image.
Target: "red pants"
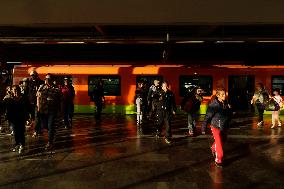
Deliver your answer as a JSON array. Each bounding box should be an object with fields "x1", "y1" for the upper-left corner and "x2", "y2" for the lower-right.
[{"x1": 211, "y1": 126, "x2": 227, "y2": 164}]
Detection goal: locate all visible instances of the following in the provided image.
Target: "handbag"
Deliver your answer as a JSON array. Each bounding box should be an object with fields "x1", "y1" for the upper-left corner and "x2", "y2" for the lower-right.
[{"x1": 265, "y1": 98, "x2": 280, "y2": 111}]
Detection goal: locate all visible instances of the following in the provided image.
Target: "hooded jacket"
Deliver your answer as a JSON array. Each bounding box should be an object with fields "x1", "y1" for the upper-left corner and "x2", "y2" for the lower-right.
[{"x1": 202, "y1": 98, "x2": 232, "y2": 131}]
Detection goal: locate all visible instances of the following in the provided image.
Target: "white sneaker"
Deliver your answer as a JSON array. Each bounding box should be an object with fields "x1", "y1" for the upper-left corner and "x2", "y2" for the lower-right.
[
  {"x1": 18, "y1": 145, "x2": 24, "y2": 154},
  {"x1": 278, "y1": 123, "x2": 282, "y2": 127},
  {"x1": 257, "y1": 121, "x2": 264, "y2": 127},
  {"x1": 271, "y1": 125, "x2": 276, "y2": 129},
  {"x1": 12, "y1": 145, "x2": 19, "y2": 152}
]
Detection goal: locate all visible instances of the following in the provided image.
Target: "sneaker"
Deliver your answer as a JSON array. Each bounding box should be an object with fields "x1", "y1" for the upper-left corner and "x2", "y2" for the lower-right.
[
  {"x1": 155, "y1": 132, "x2": 162, "y2": 138},
  {"x1": 257, "y1": 121, "x2": 264, "y2": 127},
  {"x1": 165, "y1": 138, "x2": 172, "y2": 144},
  {"x1": 12, "y1": 145, "x2": 19, "y2": 152},
  {"x1": 215, "y1": 162, "x2": 223, "y2": 168},
  {"x1": 201, "y1": 131, "x2": 206, "y2": 135},
  {"x1": 45, "y1": 142, "x2": 53, "y2": 150},
  {"x1": 271, "y1": 125, "x2": 276, "y2": 129},
  {"x1": 18, "y1": 145, "x2": 24, "y2": 154},
  {"x1": 32, "y1": 132, "x2": 42, "y2": 137},
  {"x1": 188, "y1": 131, "x2": 194, "y2": 137},
  {"x1": 278, "y1": 123, "x2": 282, "y2": 127},
  {"x1": 10, "y1": 131, "x2": 14, "y2": 136}
]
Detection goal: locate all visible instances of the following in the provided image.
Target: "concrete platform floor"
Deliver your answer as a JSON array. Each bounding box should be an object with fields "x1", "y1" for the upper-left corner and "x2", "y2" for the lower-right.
[{"x1": 0, "y1": 114, "x2": 284, "y2": 189}]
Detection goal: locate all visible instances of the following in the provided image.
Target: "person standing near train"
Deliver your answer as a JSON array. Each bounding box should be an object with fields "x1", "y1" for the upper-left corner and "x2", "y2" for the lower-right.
[
  {"x1": 181, "y1": 86, "x2": 204, "y2": 136},
  {"x1": 251, "y1": 83, "x2": 269, "y2": 127},
  {"x1": 61, "y1": 77, "x2": 75, "y2": 128},
  {"x1": 147, "y1": 79, "x2": 160, "y2": 119},
  {"x1": 155, "y1": 81, "x2": 176, "y2": 144},
  {"x1": 202, "y1": 88, "x2": 232, "y2": 168},
  {"x1": 92, "y1": 79, "x2": 105, "y2": 122},
  {"x1": 271, "y1": 88, "x2": 282, "y2": 129},
  {"x1": 135, "y1": 81, "x2": 148, "y2": 125}
]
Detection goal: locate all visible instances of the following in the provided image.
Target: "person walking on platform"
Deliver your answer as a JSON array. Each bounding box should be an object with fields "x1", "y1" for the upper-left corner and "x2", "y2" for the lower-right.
[
  {"x1": 271, "y1": 88, "x2": 282, "y2": 129},
  {"x1": 135, "y1": 81, "x2": 148, "y2": 125},
  {"x1": 91, "y1": 79, "x2": 105, "y2": 122},
  {"x1": 155, "y1": 81, "x2": 176, "y2": 144},
  {"x1": 29, "y1": 71, "x2": 44, "y2": 137},
  {"x1": 147, "y1": 79, "x2": 160, "y2": 119},
  {"x1": 181, "y1": 86, "x2": 203, "y2": 136},
  {"x1": 37, "y1": 74, "x2": 62, "y2": 149},
  {"x1": 6, "y1": 85, "x2": 30, "y2": 154},
  {"x1": 61, "y1": 77, "x2": 75, "y2": 128},
  {"x1": 202, "y1": 88, "x2": 232, "y2": 168},
  {"x1": 251, "y1": 83, "x2": 269, "y2": 128}
]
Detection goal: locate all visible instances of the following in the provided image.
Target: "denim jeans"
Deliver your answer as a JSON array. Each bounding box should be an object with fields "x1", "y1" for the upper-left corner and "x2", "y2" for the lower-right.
[
  {"x1": 40, "y1": 113, "x2": 56, "y2": 144},
  {"x1": 63, "y1": 103, "x2": 74, "y2": 126}
]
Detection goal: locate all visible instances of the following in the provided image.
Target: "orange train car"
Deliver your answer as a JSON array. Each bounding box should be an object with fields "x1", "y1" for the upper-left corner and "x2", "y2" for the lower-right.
[{"x1": 12, "y1": 62, "x2": 284, "y2": 114}]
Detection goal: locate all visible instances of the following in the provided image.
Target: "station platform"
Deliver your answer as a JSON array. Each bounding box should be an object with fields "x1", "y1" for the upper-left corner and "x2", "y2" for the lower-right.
[{"x1": 0, "y1": 114, "x2": 283, "y2": 189}]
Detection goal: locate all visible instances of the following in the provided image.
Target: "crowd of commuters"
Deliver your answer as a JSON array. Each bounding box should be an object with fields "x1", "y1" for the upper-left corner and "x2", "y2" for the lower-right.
[
  {"x1": 0, "y1": 73, "x2": 283, "y2": 168},
  {"x1": 0, "y1": 71, "x2": 75, "y2": 153},
  {"x1": 134, "y1": 80, "x2": 283, "y2": 168}
]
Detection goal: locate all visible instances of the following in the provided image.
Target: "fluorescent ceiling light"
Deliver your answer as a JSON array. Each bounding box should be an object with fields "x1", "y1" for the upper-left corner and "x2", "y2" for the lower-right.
[
  {"x1": 215, "y1": 41, "x2": 245, "y2": 43},
  {"x1": 7, "y1": 62, "x2": 22, "y2": 64},
  {"x1": 57, "y1": 42, "x2": 85, "y2": 44},
  {"x1": 96, "y1": 41, "x2": 111, "y2": 44},
  {"x1": 176, "y1": 41, "x2": 204, "y2": 44}
]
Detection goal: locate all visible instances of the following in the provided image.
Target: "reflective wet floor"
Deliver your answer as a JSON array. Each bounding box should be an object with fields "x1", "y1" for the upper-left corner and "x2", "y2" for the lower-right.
[{"x1": 0, "y1": 114, "x2": 284, "y2": 189}]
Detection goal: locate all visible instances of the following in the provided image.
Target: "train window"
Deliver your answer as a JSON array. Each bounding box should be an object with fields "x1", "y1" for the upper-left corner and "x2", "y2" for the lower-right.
[
  {"x1": 272, "y1": 76, "x2": 284, "y2": 95},
  {"x1": 52, "y1": 75, "x2": 72, "y2": 86},
  {"x1": 179, "y1": 75, "x2": 213, "y2": 96},
  {"x1": 88, "y1": 75, "x2": 121, "y2": 96},
  {"x1": 136, "y1": 75, "x2": 163, "y2": 89}
]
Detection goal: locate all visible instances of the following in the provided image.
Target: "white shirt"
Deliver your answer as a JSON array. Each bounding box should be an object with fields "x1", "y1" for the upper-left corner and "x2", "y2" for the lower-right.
[{"x1": 273, "y1": 95, "x2": 283, "y2": 107}]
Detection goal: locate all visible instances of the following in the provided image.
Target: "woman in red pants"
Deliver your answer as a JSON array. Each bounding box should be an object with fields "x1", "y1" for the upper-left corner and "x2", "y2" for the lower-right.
[{"x1": 202, "y1": 88, "x2": 232, "y2": 168}]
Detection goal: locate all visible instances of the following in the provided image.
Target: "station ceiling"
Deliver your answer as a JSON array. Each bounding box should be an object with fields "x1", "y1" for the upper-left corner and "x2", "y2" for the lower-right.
[{"x1": 1, "y1": 24, "x2": 284, "y2": 65}]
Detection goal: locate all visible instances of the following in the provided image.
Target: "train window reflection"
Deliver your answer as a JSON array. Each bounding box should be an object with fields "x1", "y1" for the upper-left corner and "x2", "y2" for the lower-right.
[
  {"x1": 88, "y1": 75, "x2": 121, "y2": 96},
  {"x1": 179, "y1": 75, "x2": 213, "y2": 96},
  {"x1": 272, "y1": 76, "x2": 284, "y2": 95}
]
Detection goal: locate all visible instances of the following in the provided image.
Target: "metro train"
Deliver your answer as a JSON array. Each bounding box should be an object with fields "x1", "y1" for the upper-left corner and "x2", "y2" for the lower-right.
[{"x1": 12, "y1": 62, "x2": 284, "y2": 114}]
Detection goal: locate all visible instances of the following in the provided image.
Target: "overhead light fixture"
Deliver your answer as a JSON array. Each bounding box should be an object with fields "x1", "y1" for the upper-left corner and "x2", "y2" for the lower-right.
[
  {"x1": 57, "y1": 42, "x2": 85, "y2": 44},
  {"x1": 96, "y1": 41, "x2": 111, "y2": 44},
  {"x1": 7, "y1": 62, "x2": 22, "y2": 64},
  {"x1": 176, "y1": 41, "x2": 204, "y2": 44},
  {"x1": 257, "y1": 40, "x2": 284, "y2": 43},
  {"x1": 215, "y1": 40, "x2": 245, "y2": 43}
]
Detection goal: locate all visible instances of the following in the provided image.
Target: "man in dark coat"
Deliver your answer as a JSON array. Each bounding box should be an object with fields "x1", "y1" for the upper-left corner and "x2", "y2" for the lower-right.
[{"x1": 155, "y1": 81, "x2": 176, "y2": 144}]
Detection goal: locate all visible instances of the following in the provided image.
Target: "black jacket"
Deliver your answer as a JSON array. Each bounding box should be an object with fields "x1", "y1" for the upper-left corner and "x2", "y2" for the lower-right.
[
  {"x1": 156, "y1": 89, "x2": 177, "y2": 113},
  {"x1": 6, "y1": 95, "x2": 30, "y2": 124},
  {"x1": 202, "y1": 98, "x2": 232, "y2": 131},
  {"x1": 147, "y1": 85, "x2": 160, "y2": 103},
  {"x1": 29, "y1": 78, "x2": 44, "y2": 105}
]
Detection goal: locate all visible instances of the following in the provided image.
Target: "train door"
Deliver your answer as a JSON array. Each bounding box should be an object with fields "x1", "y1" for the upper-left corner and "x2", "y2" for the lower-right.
[{"x1": 228, "y1": 75, "x2": 255, "y2": 111}]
